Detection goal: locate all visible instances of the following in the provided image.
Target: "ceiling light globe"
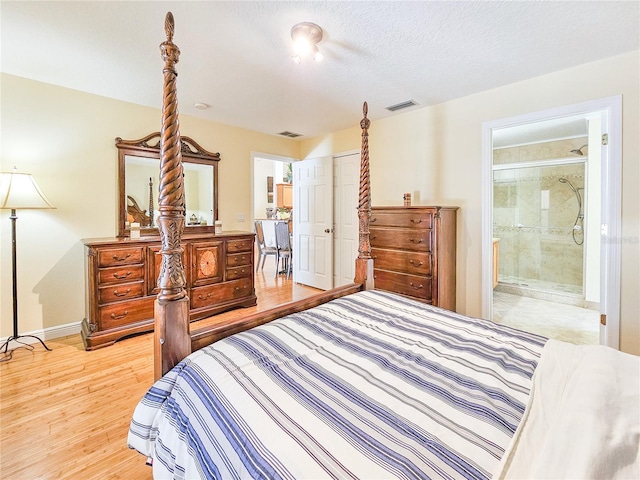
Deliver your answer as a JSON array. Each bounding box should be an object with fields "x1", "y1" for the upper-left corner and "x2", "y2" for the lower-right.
[
  {"x1": 313, "y1": 47, "x2": 323, "y2": 62},
  {"x1": 293, "y1": 38, "x2": 311, "y2": 57}
]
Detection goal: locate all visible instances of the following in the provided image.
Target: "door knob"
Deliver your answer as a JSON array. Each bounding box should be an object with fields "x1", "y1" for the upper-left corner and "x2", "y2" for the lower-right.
[{"x1": 324, "y1": 228, "x2": 333, "y2": 233}]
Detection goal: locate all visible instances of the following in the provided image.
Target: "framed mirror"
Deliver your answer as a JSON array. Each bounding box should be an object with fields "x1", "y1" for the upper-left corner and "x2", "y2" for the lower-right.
[{"x1": 116, "y1": 132, "x2": 220, "y2": 237}]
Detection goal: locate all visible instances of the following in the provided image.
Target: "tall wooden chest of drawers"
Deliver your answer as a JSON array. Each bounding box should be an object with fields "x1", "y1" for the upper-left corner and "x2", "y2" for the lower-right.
[
  {"x1": 81, "y1": 232, "x2": 256, "y2": 350},
  {"x1": 371, "y1": 206, "x2": 458, "y2": 310}
]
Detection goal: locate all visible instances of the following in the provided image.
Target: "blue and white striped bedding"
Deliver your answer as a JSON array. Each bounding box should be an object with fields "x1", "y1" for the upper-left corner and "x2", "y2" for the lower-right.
[{"x1": 128, "y1": 290, "x2": 546, "y2": 479}]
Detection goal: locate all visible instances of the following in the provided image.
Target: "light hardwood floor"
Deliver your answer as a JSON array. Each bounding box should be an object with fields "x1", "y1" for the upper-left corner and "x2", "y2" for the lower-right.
[{"x1": 0, "y1": 259, "x2": 319, "y2": 479}]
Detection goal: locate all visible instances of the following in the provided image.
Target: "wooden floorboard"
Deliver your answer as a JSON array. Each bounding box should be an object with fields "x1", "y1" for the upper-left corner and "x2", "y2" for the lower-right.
[{"x1": 0, "y1": 260, "x2": 320, "y2": 479}]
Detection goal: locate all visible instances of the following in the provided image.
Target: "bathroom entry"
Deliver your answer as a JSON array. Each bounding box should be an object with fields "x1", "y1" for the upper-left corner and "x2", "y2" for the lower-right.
[
  {"x1": 490, "y1": 114, "x2": 602, "y2": 344},
  {"x1": 482, "y1": 96, "x2": 622, "y2": 349}
]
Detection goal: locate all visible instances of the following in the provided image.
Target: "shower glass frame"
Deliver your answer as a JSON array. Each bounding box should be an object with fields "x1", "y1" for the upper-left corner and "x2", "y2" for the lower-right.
[{"x1": 492, "y1": 158, "x2": 587, "y2": 296}]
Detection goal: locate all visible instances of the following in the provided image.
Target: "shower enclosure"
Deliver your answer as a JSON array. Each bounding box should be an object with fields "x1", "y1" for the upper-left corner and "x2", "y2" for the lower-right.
[{"x1": 493, "y1": 141, "x2": 587, "y2": 298}]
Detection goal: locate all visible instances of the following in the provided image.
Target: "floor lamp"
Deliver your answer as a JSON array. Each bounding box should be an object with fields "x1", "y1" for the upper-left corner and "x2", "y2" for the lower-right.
[{"x1": 0, "y1": 167, "x2": 55, "y2": 362}]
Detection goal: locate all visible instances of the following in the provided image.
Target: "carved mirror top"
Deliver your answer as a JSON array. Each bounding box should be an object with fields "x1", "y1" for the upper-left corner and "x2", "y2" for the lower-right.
[
  {"x1": 116, "y1": 132, "x2": 220, "y2": 238},
  {"x1": 116, "y1": 132, "x2": 221, "y2": 162}
]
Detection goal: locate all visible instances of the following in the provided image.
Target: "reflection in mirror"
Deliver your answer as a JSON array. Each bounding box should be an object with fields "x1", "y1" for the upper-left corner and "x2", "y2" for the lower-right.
[
  {"x1": 116, "y1": 133, "x2": 220, "y2": 237},
  {"x1": 125, "y1": 157, "x2": 214, "y2": 228}
]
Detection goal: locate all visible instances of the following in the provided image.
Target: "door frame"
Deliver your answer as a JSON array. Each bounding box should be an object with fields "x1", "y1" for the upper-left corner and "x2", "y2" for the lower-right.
[
  {"x1": 481, "y1": 96, "x2": 622, "y2": 349},
  {"x1": 250, "y1": 151, "x2": 297, "y2": 224}
]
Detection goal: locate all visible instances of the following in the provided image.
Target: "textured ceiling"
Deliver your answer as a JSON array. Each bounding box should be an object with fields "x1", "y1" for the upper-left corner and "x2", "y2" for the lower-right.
[{"x1": 1, "y1": 1, "x2": 638, "y2": 139}]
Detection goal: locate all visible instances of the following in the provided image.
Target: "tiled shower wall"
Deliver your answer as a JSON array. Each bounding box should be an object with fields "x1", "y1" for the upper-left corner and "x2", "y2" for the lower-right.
[{"x1": 493, "y1": 138, "x2": 587, "y2": 293}]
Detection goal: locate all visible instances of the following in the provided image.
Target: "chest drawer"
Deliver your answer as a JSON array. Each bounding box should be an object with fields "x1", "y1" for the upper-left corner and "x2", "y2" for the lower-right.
[
  {"x1": 98, "y1": 280, "x2": 144, "y2": 304},
  {"x1": 374, "y1": 269, "x2": 433, "y2": 302},
  {"x1": 98, "y1": 264, "x2": 145, "y2": 285},
  {"x1": 226, "y1": 265, "x2": 252, "y2": 280},
  {"x1": 227, "y1": 238, "x2": 253, "y2": 253},
  {"x1": 191, "y1": 277, "x2": 253, "y2": 310},
  {"x1": 227, "y1": 252, "x2": 252, "y2": 267},
  {"x1": 372, "y1": 248, "x2": 432, "y2": 276},
  {"x1": 97, "y1": 247, "x2": 144, "y2": 267},
  {"x1": 98, "y1": 297, "x2": 154, "y2": 330},
  {"x1": 370, "y1": 211, "x2": 433, "y2": 229},
  {"x1": 370, "y1": 227, "x2": 432, "y2": 252}
]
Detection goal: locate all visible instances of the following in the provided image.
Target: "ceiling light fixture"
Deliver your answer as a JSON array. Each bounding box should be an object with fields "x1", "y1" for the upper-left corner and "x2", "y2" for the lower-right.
[
  {"x1": 291, "y1": 22, "x2": 323, "y2": 64},
  {"x1": 194, "y1": 102, "x2": 209, "y2": 110}
]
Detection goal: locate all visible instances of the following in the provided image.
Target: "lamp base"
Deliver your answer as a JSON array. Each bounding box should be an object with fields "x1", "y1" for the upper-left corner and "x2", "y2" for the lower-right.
[{"x1": 0, "y1": 334, "x2": 52, "y2": 362}]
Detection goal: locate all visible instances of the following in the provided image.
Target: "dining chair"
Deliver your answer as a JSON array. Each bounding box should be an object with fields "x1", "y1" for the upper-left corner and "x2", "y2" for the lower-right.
[
  {"x1": 254, "y1": 220, "x2": 277, "y2": 272},
  {"x1": 274, "y1": 221, "x2": 293, "y2": 279}
]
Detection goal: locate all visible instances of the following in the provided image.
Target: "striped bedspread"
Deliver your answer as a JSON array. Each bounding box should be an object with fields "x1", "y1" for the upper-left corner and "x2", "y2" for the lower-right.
[{"x1": 128, "y1": 290, "x2": 546, "y2": 479}]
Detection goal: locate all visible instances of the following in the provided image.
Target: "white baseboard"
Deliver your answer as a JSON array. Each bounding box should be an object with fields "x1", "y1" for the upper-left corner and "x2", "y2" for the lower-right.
[{"x1": 0, "y1": 321, "x2": 82, "y2": 346}]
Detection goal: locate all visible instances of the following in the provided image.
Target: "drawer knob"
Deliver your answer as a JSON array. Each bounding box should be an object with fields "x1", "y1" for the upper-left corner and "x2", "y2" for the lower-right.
[
  {"x1": 197, "y1": 293, "x2": 212, "y2": 300},
  {"x1": 409, "y1": 238, "x2": 422, "y2": 244},
  {"x1": 113, "y1": 288, "x2": 131, "y2": 297},
  {"x1": 112, "y1": 253, "x2": 131, "y2": 261},
  {"x1": 110, "y1": 311, "x2": 129, "y2": 320},
  {"x1": 235, "y1": 286, "x2": 247, "y2": 291},
  {"x1": 409, "y1": 283, "x2": 424, "y2": 290},
  {"x1": 409, "y1": 260, "x2": 423, "y2": 267},
  {"x1": 113, "y1": 271, "x2": 132, "y2": 279},
  {"x1": 371, "y1": 235, "x2": 377, "y2": 240},
  {"x1": 410, "y1": 219, "x2": 422, "y2": 224},
  {"x1": 371, "y1": 217, "x2": 378, "y2": 222}
]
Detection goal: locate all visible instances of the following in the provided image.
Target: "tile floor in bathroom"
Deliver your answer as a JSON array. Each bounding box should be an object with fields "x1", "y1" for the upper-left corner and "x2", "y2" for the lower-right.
[{"x1": 492, "y1": 290, "x2": 599, "y2": 345}]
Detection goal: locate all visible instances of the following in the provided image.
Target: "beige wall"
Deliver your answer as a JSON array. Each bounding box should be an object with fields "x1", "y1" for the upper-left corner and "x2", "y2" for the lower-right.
[
  {"x1": 0, "y1": 73, "x2": 300, "y2": 337},
  {"x1": 2, "y1": 50, "x2": 638, "y2": 355},
  {"x1": 301, "y1": 51, "x2": 639, "y2": 355}
]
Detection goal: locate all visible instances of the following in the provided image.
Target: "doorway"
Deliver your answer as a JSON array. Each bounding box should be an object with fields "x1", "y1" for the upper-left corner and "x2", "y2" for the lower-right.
[
  {"x1": 482, "y1": 96, "x2": 622, "y2": 349},
  {"x1": 252, "y1": 151, "x2": 359, "y2": 291}
]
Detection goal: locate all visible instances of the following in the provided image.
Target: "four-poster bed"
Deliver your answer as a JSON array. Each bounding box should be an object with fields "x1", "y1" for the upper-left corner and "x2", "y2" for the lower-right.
[{"x1": 128, "y1": 13, "x2": 639, "y2": 480}]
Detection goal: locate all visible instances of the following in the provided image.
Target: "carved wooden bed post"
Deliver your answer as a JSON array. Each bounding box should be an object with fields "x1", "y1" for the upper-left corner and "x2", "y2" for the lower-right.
[
  {"x1": 154, "y1": 12, "x2": 191, "y2": 380},
  {"x1": 354, "y1": 102, "x2": 374, "y2": 289}
]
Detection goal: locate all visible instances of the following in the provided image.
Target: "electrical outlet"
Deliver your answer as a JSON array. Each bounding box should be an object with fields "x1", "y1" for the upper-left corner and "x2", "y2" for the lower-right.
[{"x1": 237, "y1": 213, "x2": 245, "y2": 222}]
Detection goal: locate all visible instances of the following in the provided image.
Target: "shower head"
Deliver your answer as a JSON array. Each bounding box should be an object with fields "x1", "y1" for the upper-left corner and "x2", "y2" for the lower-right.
[
  {"x1": 559, "y1": 177, "x2": 579, "y2": 195},
  {"x1": 570, "y1": 144, "x2": 588, "y2": 156}
]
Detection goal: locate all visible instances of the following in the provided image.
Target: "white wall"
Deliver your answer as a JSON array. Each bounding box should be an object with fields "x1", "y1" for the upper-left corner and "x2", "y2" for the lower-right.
[{"x1": 300, "y1": 51, "x2": 640, "y2": 355}]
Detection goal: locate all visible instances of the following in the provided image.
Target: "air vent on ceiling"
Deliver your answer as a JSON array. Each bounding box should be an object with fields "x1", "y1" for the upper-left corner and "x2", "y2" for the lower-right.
[
  {"x1": 278, "y1": 131, "x2": 303, "y2": 138},
  {"x1": 385, "y1": 100, "x2": 418, "y2": 112}
]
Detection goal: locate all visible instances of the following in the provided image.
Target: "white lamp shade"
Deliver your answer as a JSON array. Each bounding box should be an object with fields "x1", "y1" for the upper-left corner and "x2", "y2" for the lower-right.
[{"x1": 0, "y1": 170, "x2": 55, "y2": 210}]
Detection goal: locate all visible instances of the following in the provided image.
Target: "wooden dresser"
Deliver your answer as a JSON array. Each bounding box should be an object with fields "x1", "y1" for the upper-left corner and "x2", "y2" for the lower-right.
[
  {"x1": 370, "y1": 206, "x2": 458, "y2": 310},
  {"x1": 81, "y1": 232, "x2": 256, "y2": 350}
]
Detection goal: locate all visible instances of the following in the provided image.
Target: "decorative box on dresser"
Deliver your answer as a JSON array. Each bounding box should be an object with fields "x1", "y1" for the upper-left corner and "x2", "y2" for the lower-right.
[
  {"x1": 370, "y1": 206, "x2": 458, "y2": 311},
  {"x1": 81, "y1": 232, "x2": 256, "y2": 350}
]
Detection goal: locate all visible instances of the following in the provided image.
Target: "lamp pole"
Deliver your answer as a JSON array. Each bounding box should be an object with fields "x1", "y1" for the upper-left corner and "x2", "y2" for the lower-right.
[
  {"x1": 0, "y1": 169, "x2": 55, "y2": 362},
  {"x1": 0, "y1": 208, "x2": 52, "y2": 362}
]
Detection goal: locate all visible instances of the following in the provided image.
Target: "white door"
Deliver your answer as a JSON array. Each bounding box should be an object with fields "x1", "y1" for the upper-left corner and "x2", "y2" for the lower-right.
[
  {"x1": 293, "y1": 156, "x2": 334, "y2": 290},
  {"x1": 333, "y1": 153, "x2": 360, "y2": 287}
]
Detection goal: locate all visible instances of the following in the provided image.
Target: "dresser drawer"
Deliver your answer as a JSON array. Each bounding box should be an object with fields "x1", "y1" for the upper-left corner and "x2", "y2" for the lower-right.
[
  {"x1": 99, "y1": 297, "x2": 154, "y2": 330},
  {"x1": 227, "y1": 252, "x2": 252, "y2": 268},
  {"x1": 97, "y1": 247, "x2": 145, "y2": 267},
  {"x1": 374, "y1": 269, "x2": 433, "y2": 302},
  {"x1": 98, "y1": 280, "x2": 144, "y2": 304},
  {"x1": 227, "y1": 238, "x2": 253, "y2": 253},
  {"x1": 370, "y1": 227, "x2": 432, "y2": 252},
  {"x1": 370, "y1": 211, "x2": 433, "y2": 229},
  {"x1": 372, "y1": 248, "x2": 432, "y2": 276},
  {"x1": 98, "y1": 264, "x2": 145, "y2": 285},
  {"x1": 226, "y1": 265, "x2": 252, "y2": 280},
  {"x1": 191, "y1": 278, "x2": 253, "y2": 309}
]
